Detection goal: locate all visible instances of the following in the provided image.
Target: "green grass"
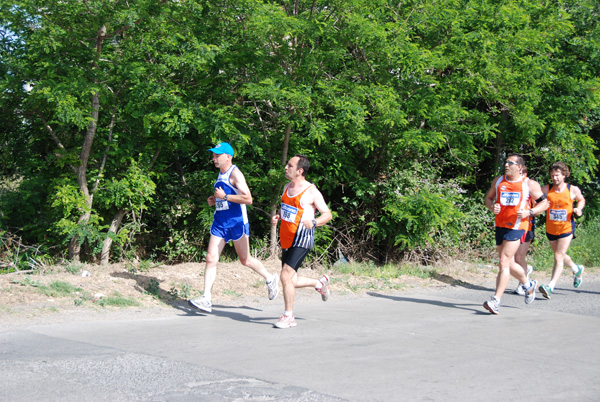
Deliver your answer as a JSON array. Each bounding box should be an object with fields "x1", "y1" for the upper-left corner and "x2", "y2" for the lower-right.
[
  {"x1": 99, "y1": 292, "x2": 141, "y2": 307},
  {"x1": 74, "y1": 291, "x2": 141, "y2": 307},
  {"x1": 11, "y1": 277, "x2": 83, "y2": 297},
  {"x1": 65, "y1": 262, "x2": 84, "y2": 275},
  {"x1": 43, "y1": 281, "x2": 83, "y2": 297},
  {"x1": 223, "y1": 289, "x2": 241, "y2": 297},
  {"x1": 331, "y1": 261, "x2": 436, "y2": 280}
]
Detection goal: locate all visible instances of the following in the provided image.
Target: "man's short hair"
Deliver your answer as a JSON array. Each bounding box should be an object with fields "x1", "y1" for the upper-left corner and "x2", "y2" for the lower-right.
[
  {"x1": 295, "y1": 154, "x2": 310, "y2": 176},
  {"x1": 549, "y1": 161, "x2": 570, "y2": 178},
  {"x1": 507, "y1": 153, "x2": 525, "y2": 167}
]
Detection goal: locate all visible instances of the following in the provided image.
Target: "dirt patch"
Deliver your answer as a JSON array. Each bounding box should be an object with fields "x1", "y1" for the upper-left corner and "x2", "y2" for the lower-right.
[{"x1": 0, "y1": 258, "x2": 566, "y2": 329}]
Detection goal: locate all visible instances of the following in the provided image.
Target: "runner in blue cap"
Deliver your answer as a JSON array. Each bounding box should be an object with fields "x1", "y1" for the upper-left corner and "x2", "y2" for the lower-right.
[{"x1": 189, "y1": 143, "x2": 279, "y2": 313}]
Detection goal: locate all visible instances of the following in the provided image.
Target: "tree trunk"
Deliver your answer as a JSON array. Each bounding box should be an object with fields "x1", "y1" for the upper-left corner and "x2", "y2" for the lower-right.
[
  {"x1": 269, "y1": 122, "x2": 293, "y2": 258},
  {"x1": 67, "y1": 25, "x2": 106, "y2": 261},
  {"x1": 281, "y1": 122, "x2": 292, "y2": 166},
  {"x1": 67, "y1": 89, "x2": 100, "y2": 261},
  {"x1": 100, "y1": 207, "x2": 126, "y2": 265}
]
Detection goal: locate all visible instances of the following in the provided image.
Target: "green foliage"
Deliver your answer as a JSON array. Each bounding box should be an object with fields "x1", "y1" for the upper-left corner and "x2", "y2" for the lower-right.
[
  {"x1": 368, "y1": 163, "x2": 464, "y2": 253},
  {"x1": 144, "y1": 279, "x2": 161, "y2": 298},
  {"x1": 50, "y1": 181, "x2": 104, "y2": 251},
  {"x1": 98, "y1": 163, "x2": 156, "y2": 211},
  {"x1": 168, "y1": 282, "x2": 193, "y2": 300},
  {"x1": 432, "y1": 194, "x2": 496, "y2": 261},
  {"x1": 0, "y1": 230, "x2": 56, "y2": 272},
  {"x1": 1, "y1": 0, "x2": 599, "y2": 266}
]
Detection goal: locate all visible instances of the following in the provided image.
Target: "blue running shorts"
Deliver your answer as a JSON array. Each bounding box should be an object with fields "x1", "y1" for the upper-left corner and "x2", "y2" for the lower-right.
[{"x1": 211, "y1": 223, "x2": 250, "y2": 243}]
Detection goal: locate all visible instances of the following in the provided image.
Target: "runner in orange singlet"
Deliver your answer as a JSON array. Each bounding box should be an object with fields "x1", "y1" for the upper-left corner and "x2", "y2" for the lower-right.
[
  {"x1": 538, "y1": 161, "x2": 586, "y2": 299},
  {"x1": 483, "y1": 154, "x2": 548, "y2": 315},
  {"x1": 271, "y1": 155, "x2": 333, "y2": 329}
]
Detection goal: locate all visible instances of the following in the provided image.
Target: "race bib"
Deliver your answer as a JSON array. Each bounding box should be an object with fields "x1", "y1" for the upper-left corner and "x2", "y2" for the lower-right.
[
  {"x1": 281, "y1": 203, "x2": 299, "y2": 223},
  {"x1": 215, "y1": 200, "x2": 229, "y2": 211},
  {"x1": 549, "y1": 209, "x2": 567, "y2": 222},
  {"x1": 500, "y1": 191, "x2": 521, "y2": 206}
]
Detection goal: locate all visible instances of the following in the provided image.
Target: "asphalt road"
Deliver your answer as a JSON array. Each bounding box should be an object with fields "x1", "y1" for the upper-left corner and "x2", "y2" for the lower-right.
[{"x1": 2, "y1": 275, "x2": 599, "y2": 401}]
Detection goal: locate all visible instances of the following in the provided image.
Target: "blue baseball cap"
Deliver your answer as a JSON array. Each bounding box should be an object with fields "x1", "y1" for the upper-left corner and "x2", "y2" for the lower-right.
[{"x1": 208, "y1": 142, "x2": 234, "y2": 156}]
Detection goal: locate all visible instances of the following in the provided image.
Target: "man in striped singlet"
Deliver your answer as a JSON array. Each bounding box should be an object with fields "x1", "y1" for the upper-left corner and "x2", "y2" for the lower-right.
[
  {"x1": 483, "y1": 154, "x2": 548, "y2": 314},
  {"x1": 271, "y1": 154, "x2": 333, "y2": 328},
  {"x1": 538, "y1": 161, "x2": 586, "y2": 299},
  {"x1": 188, "y1": 142, "x2": 279, "y2": 313}
]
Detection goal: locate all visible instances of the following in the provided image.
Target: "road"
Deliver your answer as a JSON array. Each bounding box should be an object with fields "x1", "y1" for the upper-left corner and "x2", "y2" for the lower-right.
[{"x1": 1, "y1": 275, "x2": 599, "y2": 401}]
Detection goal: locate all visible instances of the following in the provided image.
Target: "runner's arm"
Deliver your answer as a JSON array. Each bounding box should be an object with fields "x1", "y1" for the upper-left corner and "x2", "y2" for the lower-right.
[
  {"x1": 309, "y1": 187, "x2": 332, "y2": 227},
  {"x1": 484, "y1": 176, "x2": 500, "y2": 214},
  {"x1": 220, "y1": 168, "x2": 253, "y2": 205},
  {"x1": 528, "y1": 180, "x2": 549, "y2": 216},
  {"x1": 572, "y1": 186, "x2": 585, "y2": 216}
]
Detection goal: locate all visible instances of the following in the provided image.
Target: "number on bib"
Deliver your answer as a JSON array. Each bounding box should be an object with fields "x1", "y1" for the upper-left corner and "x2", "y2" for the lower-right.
[
  {"x1": 500, "y1": 191, "x2": 521, "y2": 206},
  {"x1": 549, "y1": 209, "x2": 567, "y2": 222},
  {"x1": 281, "y1": 203, "x2": 298, "y2": 223},
  {"x1": 216, "y1": 200, "x2": 229, "y2": 211}
]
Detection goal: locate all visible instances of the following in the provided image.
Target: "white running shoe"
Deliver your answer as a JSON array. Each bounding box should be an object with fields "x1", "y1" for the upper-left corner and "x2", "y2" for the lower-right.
[
  {"x1": 267, "y1": 274, "x2": 279, "y2": 300},
  {"x1": 317, "y1": 274, "x2": 330, "y2": 301},
  {"x1": 483, "y1": 296, "x2": 500, "y2": 315},
  {"x1": 515, "y1": 265, "x2": 534, "y2": 295},
  {"x1": 525, "y1": 279, "x2": 537, "y2": 304},
  {"x1": 274, "y1": 314, "x2": 297, "y2": 329},
  {"x1": 573, "y1": 265, "x2": 584, "y2": 288},
  {"x1": 188, "y1": 296, "x2": 212, "y2": 313}
]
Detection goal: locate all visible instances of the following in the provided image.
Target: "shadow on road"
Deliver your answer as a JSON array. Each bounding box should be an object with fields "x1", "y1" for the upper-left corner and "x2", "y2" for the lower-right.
[
  {"x1": 367, "y1": 291, "x2": 493, "y2": 314},
  {"x1": 431, "y1": 272, "x2": 492, "y2": 292},
  {"x1": 175, "y1": 301, "x2": 276, "y2": 326},
  {"x1": 111, "y1": 271, "x2": 276, "y2": 325}
]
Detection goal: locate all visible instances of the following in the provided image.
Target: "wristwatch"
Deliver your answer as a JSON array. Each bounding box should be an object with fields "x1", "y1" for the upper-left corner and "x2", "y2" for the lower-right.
[
  {"x1": 529, "y1": 209, "x2": 533, "y2": 217},
  {"x1": 224, "y1": 194, "x2": 228, "y2": 201},
  {"x1": 312, "y1": 219, "x2": 317, "y2": 228}
]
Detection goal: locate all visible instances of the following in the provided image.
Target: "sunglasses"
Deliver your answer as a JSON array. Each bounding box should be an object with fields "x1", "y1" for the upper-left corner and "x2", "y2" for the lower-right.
[{"x1": 505, "y1": 161, "x2": 519, "y2": 166}]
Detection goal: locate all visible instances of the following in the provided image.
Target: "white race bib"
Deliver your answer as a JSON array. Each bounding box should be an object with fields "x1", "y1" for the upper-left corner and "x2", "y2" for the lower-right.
[
  {"x1": 215, "y1": 200, "x2": 229, "y2": 211},
  {"x1": 500, "y1": 191, "x2": 521, "y2": 206},
  {"x1": 549, "y1": 209, "x2": 567, "y2": 222},
  {"x1": 281, "y1": 203, "x2": 298, "y2": 223}
]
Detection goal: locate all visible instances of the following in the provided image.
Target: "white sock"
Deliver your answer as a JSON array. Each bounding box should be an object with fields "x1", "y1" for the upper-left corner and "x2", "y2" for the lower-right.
[
  {"x1": 548, "y1": 281, "x2": 556, "y2": 291},
  {"x1": 284, "y1": 310, "x2": 293, "y2": 317},
  {"x1": 315, "y1": 281, "x2": 323, "y2": 290},
  {"x1": 266, "y1": 275, "x2": 275, "y2": 284}
]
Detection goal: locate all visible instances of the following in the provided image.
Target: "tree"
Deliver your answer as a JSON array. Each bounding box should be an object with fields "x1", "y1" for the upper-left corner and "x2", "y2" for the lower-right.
[
  {"x1": 0, "y1": 0, "x2": 217, "y2": 262},
  {"x1": 2, "y1": 0, "x2": 599, "y2": 265}
]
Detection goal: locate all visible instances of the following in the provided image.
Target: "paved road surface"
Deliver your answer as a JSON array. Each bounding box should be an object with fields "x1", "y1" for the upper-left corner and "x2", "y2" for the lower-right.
[{"x1": 2, "y1": 275, "x2": 599, "y2": 401}]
